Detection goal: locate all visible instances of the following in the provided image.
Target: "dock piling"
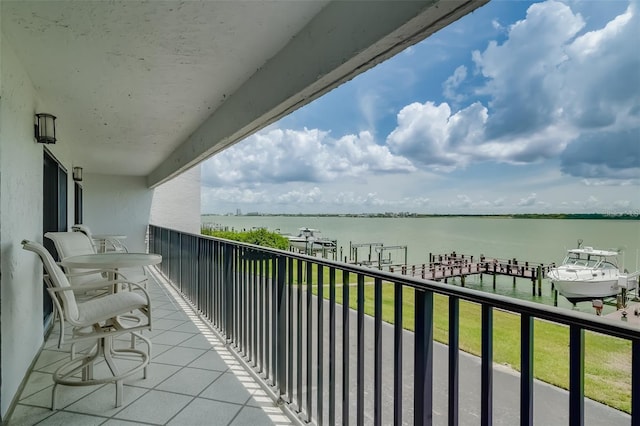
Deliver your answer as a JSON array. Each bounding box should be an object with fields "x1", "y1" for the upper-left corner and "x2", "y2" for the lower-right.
[{"x1": 537, "y1": 266, "x2": 542, "y2": 297}]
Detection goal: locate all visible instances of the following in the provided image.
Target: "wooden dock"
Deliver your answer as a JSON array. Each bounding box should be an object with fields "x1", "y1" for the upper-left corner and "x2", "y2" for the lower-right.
[
  {"x1": 388, "y1": 252, "x2": 554, "y2": 296},
  {"x1": 604, "y1": 301, "x2": 640, "y2": 325}
]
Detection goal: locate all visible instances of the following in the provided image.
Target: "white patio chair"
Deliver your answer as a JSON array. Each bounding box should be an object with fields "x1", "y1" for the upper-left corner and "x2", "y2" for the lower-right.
[
  {"x1": 46, "y1": 231, "x2": 148, "y2": 288},
  {"x1": 22, "y1": 240, "x2": 152, "y2": 409},
  {"x1": 72, "y1": 224, "x2": 128, "y2": 253}
]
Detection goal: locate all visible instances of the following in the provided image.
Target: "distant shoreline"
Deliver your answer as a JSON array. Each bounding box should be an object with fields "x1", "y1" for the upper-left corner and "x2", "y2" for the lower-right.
[{"x1": 202, "y1": 213, "x2": 640, "y2": 220}]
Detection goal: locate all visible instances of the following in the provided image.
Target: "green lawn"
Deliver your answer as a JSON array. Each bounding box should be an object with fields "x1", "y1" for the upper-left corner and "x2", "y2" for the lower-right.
[{"x1": 284, "y1": 261, "x2": 632, "y2": 413}]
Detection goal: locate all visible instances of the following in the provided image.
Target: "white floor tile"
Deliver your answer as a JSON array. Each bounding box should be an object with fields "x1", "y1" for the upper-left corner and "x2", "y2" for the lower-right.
[
  {"x1": 124, "y1": 362, "x2": 181, "y2": 388},
  {"x1": 153, "y1": 346, "x2": 207, "y2": 366},
  {"x1": 156, "y1": 367, "x2": 223, "y2": 396},
  {"x1": 200, "y1": 372, "x2": 252, "y2": 404},
  {"x1": 150, "y1": 330, "x2": 194, "y2": 346},
  {"x1": 167, "y1": 397, "x2": 241, "y2": 426},
  {"x1": 113, "y1": 389, "x2": 192, "y2": 424},
  {"x1": 188, "y1": 349, "x2": 230, "y2": 372},
  {"x1": 65, "y1": 383, "x2": 147, "y2": 415}
]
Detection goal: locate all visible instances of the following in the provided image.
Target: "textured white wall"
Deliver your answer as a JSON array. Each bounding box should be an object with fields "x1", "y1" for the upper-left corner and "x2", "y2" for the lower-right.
[
  {"x1": 0, "y1": 36, "x2": 157, "y2": 419},
  {"x1": 82, "y1": 174, "x2": 154, "y2": 253},
  {"x1": 150, "y1": 165, "x2": 201, "y2": 235},
  {"x1": 0, "y1": 37, "x2": 47, "y2": 419}
]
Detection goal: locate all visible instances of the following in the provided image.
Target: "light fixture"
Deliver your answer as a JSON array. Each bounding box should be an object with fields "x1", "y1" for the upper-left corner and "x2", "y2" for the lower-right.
[
  {"x1": 72, "y1": 167, "x2": 83, "y2": 182},
  {"x1": 34, "y1": 113, "x2": 57, "y2": 144}
]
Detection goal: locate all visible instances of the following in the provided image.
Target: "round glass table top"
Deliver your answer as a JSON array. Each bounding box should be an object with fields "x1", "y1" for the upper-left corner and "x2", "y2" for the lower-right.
[{"x1": 59, "y1": 252, "x2": 161, "y2": 269}]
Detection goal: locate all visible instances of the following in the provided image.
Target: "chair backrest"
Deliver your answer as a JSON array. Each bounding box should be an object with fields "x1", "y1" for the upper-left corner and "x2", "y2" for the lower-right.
[
  {"x1": 22, "y1": 240, "x2": 80, "y2": 322},
  {"x1": 72, "y1": 224, "x2": 127, "y2": 253},
  {"x1": 45, "y1": 231, "x2": 101, "y2": 285},
  {"x1": 71, "y1": 224, "x2": 95, "y2": 249},
  {"x1": 46, "y1": 231, "x2": 96, "y2": 257}
]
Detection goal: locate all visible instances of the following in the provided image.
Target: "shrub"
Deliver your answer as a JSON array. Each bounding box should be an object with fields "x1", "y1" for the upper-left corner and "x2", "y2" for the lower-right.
[{"x1": 201, "y1": 227, "x2": 289, "y2": 250}]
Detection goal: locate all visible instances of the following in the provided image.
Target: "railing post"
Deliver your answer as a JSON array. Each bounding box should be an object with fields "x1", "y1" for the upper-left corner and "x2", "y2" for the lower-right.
[
  {"x1": 569, "y1": 325, "x2": 584, "y2": 426},
  {"x1": 449, "y1": 296, "x2": 459, "y2": 426},
  {"x1": 357, "y1": 273, "x2": 365, "y2": 426},
  {"x1": 521, "y1": 314, "x2": 533, "y2": 426},
  {"x1": 394, "y1": 283, "x2": 403, "y2": 426},
  {"x1": 276, "y1": 255, "x2": 286, "y2": 398},
  {"x1": 223, "y1": 243, "x2": 233, "y2": 342},
  {"x1": 632, "y1": 340, "x2": 640, "y2": 425},
  {"x1": 481, "y1": 305, "x2": 493, "y2": 426},
  {"x1": 414, "y1": 289, "x2": 433, "y2": 426},
  {"x1": 374, "y1": 277, "x2": 383, "y2": 426},
  {"x1": 342, "y1": 270, "x2": 350, "y2": 426},
  {"x1": 317, "y1": 265, "x2": 325, "y2": 426}
]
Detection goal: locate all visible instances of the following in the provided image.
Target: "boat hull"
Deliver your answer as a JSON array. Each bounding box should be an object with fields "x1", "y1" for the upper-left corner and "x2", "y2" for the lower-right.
[
  {"x1": 288, "y1": 238, "x2": 336, "y2": 253},
  {"x1": 551, "y1": 278, "x2": 620, "y2": 303},
  {"x1": 548, "y1": 265, "x2": 622, "y2": 303}
]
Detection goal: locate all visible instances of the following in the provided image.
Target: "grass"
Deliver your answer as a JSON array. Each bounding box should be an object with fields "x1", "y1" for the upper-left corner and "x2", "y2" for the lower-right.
[{"x1": 284, "y1": 261, "x2": 632, "y2": 413}]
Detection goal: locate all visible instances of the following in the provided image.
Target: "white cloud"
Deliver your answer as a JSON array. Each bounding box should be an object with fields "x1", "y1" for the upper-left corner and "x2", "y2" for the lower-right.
[
  {"x1": 443, "y1": 65, "x2": 467, "y2": 102},
  {"x1": 358, "y1": 91, "x2": 381, "y2": 132},
  {"x1": 518, "y1": 193, "x2": 537, "y2": 207},
  {"x1": 386, "y1": 101, "x2": 487, "y2": 170},
  {"x1": 386, "y1": 0, "x2": 639, "y2": 179},
  {"x1": 201, "y1": 187, "x2": 269, "y2": 204},
  {"x1": 202, "y1": 128, "x2": 415, "y2": 188},
  {"x1": 276, "y1": 187, "x2": 323, "y2": 204}
]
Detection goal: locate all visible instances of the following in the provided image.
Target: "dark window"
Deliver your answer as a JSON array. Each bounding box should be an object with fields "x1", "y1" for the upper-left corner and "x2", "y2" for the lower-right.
[
  {"x1": 42, "y1": 149, "x2": 68, "y2": 326},
  {"x1": 74, "y1": 182, "x2": 83, "y2": 224}
]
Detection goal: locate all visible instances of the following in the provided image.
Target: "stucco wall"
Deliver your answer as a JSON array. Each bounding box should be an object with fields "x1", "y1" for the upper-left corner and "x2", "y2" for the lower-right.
[
  {"x1": 150, "y1": 165, "x2": 201, "y2": 235},
  {"x1": 82, "y1": 174, "x2": 154, "y2": 253},
  {"x1": 0, "y1": 36, "x2": 47, "y2": 419}
]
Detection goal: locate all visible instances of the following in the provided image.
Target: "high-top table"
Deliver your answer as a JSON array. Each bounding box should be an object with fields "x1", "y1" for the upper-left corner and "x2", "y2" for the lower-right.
[
  {"x1": 60, "y1": 252, "x2": 161, "y2": 270},
  {"x1": 60, "y1": 252, "x2": 162, "y2": 287}
]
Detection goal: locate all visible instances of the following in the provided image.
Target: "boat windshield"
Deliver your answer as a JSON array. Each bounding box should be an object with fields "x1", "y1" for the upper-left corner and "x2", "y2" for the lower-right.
[{"x1": 563, "y1": 254, "x2": 617, "y2": 269}]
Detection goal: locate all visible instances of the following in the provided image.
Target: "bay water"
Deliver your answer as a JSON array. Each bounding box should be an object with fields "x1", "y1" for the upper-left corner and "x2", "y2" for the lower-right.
[{"x1": 201, "y1": 215, "x2": 640, "y2": 313}]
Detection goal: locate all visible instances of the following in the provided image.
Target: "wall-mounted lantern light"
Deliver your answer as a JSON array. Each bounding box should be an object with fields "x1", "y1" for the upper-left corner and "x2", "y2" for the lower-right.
[
  {"x1": 72, "y1": 167, "x2": 83, "y2": 182},
  {"x1": 34, "y1": 113, "x2": 57, "y2": 144}
]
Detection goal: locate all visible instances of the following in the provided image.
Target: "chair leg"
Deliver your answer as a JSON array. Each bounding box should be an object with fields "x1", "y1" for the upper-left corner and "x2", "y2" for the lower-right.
[
  {"x1": 115, "y1": 379, "x2": 123, "y2": 407},
  {"x1": 51, "y1": 383, "x2": 59, "y2": 410}
]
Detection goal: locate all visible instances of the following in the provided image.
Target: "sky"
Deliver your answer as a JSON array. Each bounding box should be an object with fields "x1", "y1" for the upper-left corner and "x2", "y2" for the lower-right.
[{"x1": 201, "y1": 0, "x2": 640, "y2": 215}]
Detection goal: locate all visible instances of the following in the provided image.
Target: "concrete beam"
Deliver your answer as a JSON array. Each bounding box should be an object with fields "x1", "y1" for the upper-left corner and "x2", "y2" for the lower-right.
[{"x1": 147, "y1": 0, "x2": 488, "y2": 187}]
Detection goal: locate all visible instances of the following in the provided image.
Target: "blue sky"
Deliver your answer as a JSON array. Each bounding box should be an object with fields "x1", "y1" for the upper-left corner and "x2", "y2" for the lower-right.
[{"x1": 201, "y1": 0, "x2": 640, "y2": 215}]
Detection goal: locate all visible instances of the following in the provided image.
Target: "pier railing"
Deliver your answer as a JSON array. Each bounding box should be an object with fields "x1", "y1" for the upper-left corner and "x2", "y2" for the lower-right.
[{"x1": 149, "y1": 225, "x2": 639, "y2": 425}]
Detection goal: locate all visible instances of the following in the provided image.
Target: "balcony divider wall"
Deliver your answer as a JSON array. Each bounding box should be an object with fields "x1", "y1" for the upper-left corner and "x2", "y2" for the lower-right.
[{"x1": 149, "y1": 225, "x2": 640, "y2": 426}]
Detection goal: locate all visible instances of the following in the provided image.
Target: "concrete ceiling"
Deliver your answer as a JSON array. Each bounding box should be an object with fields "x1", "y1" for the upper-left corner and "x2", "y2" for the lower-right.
[{"x1": 2, "y1": 0, "x2": 487, "y2": 187}]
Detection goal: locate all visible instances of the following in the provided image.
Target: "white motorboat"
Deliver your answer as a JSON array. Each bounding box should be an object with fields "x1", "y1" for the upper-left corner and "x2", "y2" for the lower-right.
[
  {"x1": 285, "y1": 228, "x2": 337, "y2": 253},
  {"x1": 548, "y1": 244, "x2": 638, "y2": 304}
]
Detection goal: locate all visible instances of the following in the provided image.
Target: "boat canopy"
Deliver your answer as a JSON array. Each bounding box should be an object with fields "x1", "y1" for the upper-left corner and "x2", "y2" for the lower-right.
[{"x1": 566, "y1": 247, "x2": 619, "y2": 257}]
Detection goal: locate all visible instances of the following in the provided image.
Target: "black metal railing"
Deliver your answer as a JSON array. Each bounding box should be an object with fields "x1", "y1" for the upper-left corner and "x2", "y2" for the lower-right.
[{"x1": 149, "y1": 225, "x2": 638, "y2": 425}]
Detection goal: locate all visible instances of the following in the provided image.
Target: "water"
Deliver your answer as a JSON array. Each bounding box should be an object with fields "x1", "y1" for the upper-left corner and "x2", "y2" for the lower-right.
[{"x1": 202, "y1": 215, "x2": 640, "y2": 313}]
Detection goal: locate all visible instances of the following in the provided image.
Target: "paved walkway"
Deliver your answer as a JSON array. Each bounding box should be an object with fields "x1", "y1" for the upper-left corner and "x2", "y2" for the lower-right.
[{"x1": 297, "y1": 290, "x2": 631, "y2": 425}]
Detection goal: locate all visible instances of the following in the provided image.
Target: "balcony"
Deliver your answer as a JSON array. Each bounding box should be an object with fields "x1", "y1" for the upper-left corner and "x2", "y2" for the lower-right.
[{"x1": 10, "y1": 225, "x2": 637, "y2": 425}]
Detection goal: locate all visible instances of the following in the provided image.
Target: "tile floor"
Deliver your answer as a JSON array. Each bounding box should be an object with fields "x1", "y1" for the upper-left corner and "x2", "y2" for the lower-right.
[{"x1": 8, "y1": 268, "x2": 293, "y2": 426}]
